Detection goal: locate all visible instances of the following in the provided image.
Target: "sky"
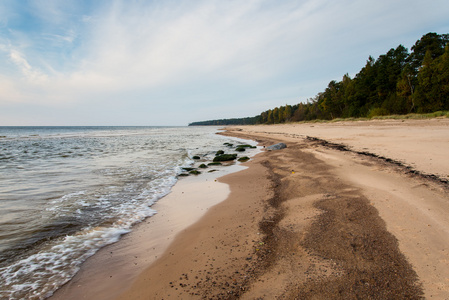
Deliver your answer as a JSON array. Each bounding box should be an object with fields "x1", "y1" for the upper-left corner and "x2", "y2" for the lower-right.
[{"x1": 1, "y1": 0, "x2": 448, "y2": 126}]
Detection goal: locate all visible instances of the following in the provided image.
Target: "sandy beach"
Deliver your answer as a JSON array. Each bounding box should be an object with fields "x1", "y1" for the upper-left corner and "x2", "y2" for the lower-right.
[{"x1": 52, "y1": 118, "x2": 449, "y2": 299}]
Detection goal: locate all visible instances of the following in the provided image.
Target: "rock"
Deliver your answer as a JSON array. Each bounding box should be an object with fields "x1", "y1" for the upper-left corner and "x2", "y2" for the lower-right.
[
  {"x1": 192, "y1": 156, "x2": 201, "y2": 159},
  {"x1": 199, "y1": 164, "x2": 208, "y2": 168},
  {"x1": 238, "y1": 156, "x2": 250, "y2": 162},
  {"x1": 213, "y1": 154, "x2": 237, "y2": 162},
  {"x1": 266, "y1": 143, "x2": 287, "y2": 151},
  {"x1": 235, "y1": 147, "x2": 246, "y2": 152},
  {"x1": 182, "y1": 167, "x2": 196, "y2": 171},
  {"x1": 236, "y1": 144, "x2": 256, "y2": 149},
  {"x1": 216, "y1": 150, "x2": 225, "y2": 156}
]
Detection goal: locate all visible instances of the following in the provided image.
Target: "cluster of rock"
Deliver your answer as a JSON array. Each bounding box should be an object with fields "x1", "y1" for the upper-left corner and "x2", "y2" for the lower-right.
[{"x1": 178, "y1": 143, "x2": 256, "y2": 177}]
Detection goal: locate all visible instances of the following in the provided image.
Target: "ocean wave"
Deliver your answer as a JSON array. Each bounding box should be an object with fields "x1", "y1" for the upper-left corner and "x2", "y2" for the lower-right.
[{"x1": 0, "y1": 126, "x2": 258, "y2": 299}]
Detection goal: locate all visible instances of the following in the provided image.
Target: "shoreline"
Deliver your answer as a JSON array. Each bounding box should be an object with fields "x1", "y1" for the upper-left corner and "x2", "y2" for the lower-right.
[
  {"x1": 49, "y1": 162, "x2": 249, "y2": 300},
  {"x1": 54, "y1": 119, "x2": 449, "y2": 299},
  {"x1": 115, "y1": 145, "x2": 274, "y2": 299}
]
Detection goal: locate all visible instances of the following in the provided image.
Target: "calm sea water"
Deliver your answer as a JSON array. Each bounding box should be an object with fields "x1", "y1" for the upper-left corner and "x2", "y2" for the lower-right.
[{"x1": 0, "y1": 126, "x2": 257, "y2": 299}]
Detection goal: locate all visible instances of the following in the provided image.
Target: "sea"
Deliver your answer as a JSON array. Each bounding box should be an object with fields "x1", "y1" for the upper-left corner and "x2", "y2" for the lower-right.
[{"x1": 0, "y1": 126, "x2": 258, "y2": 300}]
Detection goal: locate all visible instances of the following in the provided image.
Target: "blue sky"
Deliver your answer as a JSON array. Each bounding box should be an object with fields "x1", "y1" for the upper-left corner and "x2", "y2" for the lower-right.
[{"x1": 1, "y1": 0, "x2": 448, "y2": 126}]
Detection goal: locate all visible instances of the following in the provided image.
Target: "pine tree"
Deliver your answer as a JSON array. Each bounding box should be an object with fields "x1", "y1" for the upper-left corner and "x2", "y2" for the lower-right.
[{"x1": 283, "y1": 105, "x2": 292, "y2": 122}]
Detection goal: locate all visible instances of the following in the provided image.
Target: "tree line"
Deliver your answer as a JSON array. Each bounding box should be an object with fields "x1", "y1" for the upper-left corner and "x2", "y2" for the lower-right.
[
  {"x1": 188, "y1": 117, "x2": 258, "y2": 126},
  {"x1": 189, "y1": 32, "x2": 449, "y2": 126}
]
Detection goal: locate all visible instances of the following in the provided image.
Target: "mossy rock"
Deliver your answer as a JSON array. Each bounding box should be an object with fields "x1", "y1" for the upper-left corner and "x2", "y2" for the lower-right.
[
  {"x1": 235, "y1": 147, "x2": 246, "y2": 152},
  {"x1": 199, "y1": 164, "x2": 208, "y2": 168},
  {"x1": 223, "y1": 142, "x2": 233, "y2": 147},
  {"x1": 238, "y1": 156, "x2": 250, "y2": 162},
  {"x1": 182, "y1": 167, "x2": 196, "y2": 171},
  {"x1": 216, "y1": 150, "x2": 225, "y2": 156},
  {"x1": 192, "y1": 156, "x2": 201, "y2": 160},
  {"x1": 236, "y1": 144, "x2": 256, "y2": 148},
  {"x1": 208, "y1": 169, "x2": 218, "y2": 173},
  {"x1": 213, "y1": 154, "x2": 237, "y2": 162},
  {"x1": 189, "y1": 170, "x2": 201, "y2": 175},
  {"x1": 178, "y1": 173, "x2": 189, "y2": 177},
  {"x1": 208, "y1": 162, "x2": 222, "y2": 166}
]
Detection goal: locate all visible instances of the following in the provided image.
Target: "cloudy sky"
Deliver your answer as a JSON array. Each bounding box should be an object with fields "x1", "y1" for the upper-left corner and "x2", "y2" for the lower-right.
[{"x1": 1, "y1": 0, "x2": 448, "y2": 126}]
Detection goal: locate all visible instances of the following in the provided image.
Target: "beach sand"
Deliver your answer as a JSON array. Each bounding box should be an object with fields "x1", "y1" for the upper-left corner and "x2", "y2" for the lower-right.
[
  {"x1": 53, "y1": 119, "x2": 449, "y2": 299},
  {"x1": 50, "y1": 167, "x2": 244, "y2": 300}
]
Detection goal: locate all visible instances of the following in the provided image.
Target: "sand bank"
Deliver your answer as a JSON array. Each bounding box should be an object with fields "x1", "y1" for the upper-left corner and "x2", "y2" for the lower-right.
[{"x1": 236, "y1": 118, "x2": 449, "y2": 179}]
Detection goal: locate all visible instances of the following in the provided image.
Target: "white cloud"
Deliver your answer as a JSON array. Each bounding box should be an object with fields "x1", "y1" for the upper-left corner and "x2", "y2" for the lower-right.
[
  {"x1": 9, "y1": 49, "x2": 32, "y2": 73},
  {"x1": 8, "y1": 48, "x2": 48, "y2": 82},
  {"x1": 77, "y1": 0, "x2": 333, "y2": 91},
  {"x1": 0, "y1": 0, "x2": 449, "y2": 125},
  {"x1": 43, "y1": 30, "x2": 77, "y2": 44}
]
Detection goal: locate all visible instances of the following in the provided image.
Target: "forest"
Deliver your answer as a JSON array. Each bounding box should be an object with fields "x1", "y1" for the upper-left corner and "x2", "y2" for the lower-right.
[{"x1": 189, "y1": 32, "x2": 449, "y2": 126}]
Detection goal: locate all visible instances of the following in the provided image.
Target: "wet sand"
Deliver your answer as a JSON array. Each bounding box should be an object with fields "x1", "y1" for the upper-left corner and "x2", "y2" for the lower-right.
[
  {"x1": 55, "y1": 119, "x2": 449, "y2": 299},
  {"x1": 50, "y1": 167, "x2": 244, "y2": 299}
]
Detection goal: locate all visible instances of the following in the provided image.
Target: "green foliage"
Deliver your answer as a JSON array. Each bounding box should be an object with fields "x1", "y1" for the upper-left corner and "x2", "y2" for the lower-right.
[
  {"x1": 284, "y1": 105, "x2": 292, "y2": 121},
  {"x1": 267, "y1": 110, "x2": 274, "y2": 124},
  {"x1": 188, "y1": 32, "x2": 449, "y2": 126},
  {"x1": 414, "y1": 45, "x2": 449, "y2": 112},
  {"x1": 189, "y1": 116, "x2": 258, "y2": 126},
  {"x1": 408, "y1": 32, "x2": 449, "y2": 72},
  {"x1": 273, "y1": 107, "x2": 280, "y2": 123},
  {"x1": 368, "y1": 107, "x2": 390, "y2": 118}
]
